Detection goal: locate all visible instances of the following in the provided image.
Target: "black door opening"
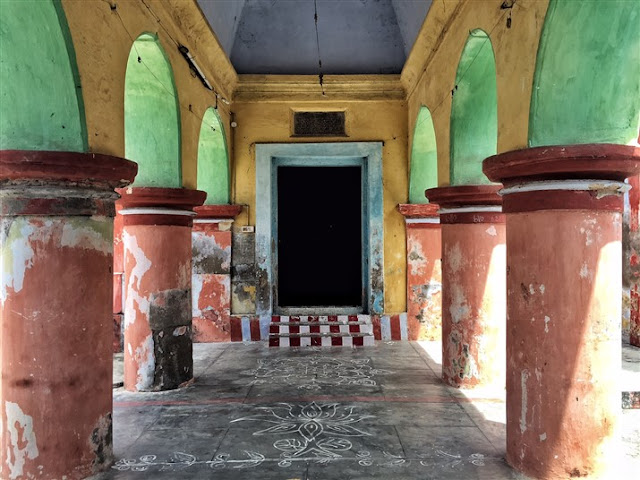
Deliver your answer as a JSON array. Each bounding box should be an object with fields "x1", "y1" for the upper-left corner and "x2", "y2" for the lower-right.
[{"x1": 277, "y1": 166, "x2": 362, "y2": 309}]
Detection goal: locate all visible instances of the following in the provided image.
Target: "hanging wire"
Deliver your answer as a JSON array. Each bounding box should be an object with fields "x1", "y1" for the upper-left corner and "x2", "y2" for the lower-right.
[
  {"x1": 313, "y1": 0, "x2": 326, "y2": 95},
  {"x1": 411, "y1": 0, "x2": 517, "y2": 130},
  {"x1": 102, "y1": 0, "x2": 231, "y2": 134}
]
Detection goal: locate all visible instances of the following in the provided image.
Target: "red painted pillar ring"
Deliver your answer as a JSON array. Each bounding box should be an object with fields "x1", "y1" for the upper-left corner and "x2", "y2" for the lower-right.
[
  {"x1": 398, "y1": 203, "x2": 443, "y2": 341},
  {"x1": 117, "y1": 187, "x2": 206, "y2": 392},
  {"x1": 191, "y1": 205, "x2": 243, "y2": 343},
  {"x1": 425, "y1": 185, "x2": 506, "y2": 389},
  {"x1": 483, "y1": 143, "x2": 640, "y2": 480},
  {"x1": 0, "y1": 150, "x2": 137, "y2": 480}
]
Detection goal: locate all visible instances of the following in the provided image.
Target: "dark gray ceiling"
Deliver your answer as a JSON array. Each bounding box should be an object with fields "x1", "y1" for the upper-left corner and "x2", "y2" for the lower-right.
[{"x1": 197, "y1": 0, "x2": 432, "y2": 75}]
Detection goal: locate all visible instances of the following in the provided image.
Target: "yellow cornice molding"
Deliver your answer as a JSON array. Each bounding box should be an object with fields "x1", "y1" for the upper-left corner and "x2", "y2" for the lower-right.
[
  {"x1": 160, "y1": 0, "x2": 238, "y2": 100},
  {"x1": 401, "y1": 0, "x2": 467, "y2": 99},
  {"x1": 234, "y1": 75, "x2": 406, "y2": 103}
]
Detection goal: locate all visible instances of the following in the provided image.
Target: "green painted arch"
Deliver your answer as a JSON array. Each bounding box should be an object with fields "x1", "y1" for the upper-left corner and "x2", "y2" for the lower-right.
[
  {"x1": 529, "y1": 0, "x2": 640, "y2": 147},
  {"x1": 449, "y1": 29, "x2": 497, "y2": 185},
  {"x1": 409, "y1": 106, "x2": 438, "y2": 203},
  {"x1": 197, "y1": 108, "x2": 230, "y2": 204},
  {"x1": 125, "y1": 34, "x2": 181, "y2": 187},
  {"x1": 0, "y1": 0, "x2": 87, "y2": 151}
]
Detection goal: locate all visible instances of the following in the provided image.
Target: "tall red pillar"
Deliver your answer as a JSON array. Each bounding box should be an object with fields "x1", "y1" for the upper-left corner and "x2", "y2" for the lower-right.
[
  {"x1": 425, "y1": 185, "x2": 506, "y2": 389},
  {"x1": 192, "y1": 204, "x2": 243, "y2": 342},
  {"x1": 484, "y1": 144, "x2": 640, "y2": 479},
  {"x1": 0, "y1": 151, "x2": 136, "y2": 479},
  {"x1": 627, "y1": 174, "x2": 640, "y2": 346},
  {"x1": 113, "y1": 203, "x2": 125, "y2": 352},
  {"x1": 118, "y1": 187, "x2": 206, "y2": 392},
  {"x1": 397, "y1": 203, "x2": 442, "y2": 340}
]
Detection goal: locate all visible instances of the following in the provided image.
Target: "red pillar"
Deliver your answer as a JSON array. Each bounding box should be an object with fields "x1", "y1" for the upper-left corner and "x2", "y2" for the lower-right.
[
  {"x1": 0, "y1": 150, "x2": 136, "y2": 479},
  {"x1": 118, "y1": 187, "x2": 206, "y2": 392},
  {"x1": 113, "y1": 203, "x2": 125, "y2": 352},
  {"x1": 425, "y1": 185, "x2": 506, "y2": 389},
  {"x1": 484, "y1": 144, "x2": 640, "y2": 479},
  {"x1": 192, "y1": 204, "x2": 243, "y2": 342},
  {"x1": 397, "y1": 203, "x2": 442, "y2": 340},
  {"x1": 627, "y1": 175, "x2": 640, "y2": 346}
]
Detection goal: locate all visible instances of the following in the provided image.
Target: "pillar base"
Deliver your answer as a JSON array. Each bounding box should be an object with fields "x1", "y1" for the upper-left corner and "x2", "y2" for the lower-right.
[
  {"x1": 425, "y1": 185, "x2": 506, "y2": 389},
  {"x1": 398, "y1": 204, "x2": 442, "y2": 340},
  {"x1": 117, "y1": 187, "x2": 206, "y2": 392},
  {"x1": 1, "y1": 150, "x2": 136, "y2": 479},
  {"x1": 192, "y1": 204, "x2": 243, "y2": 342},
  {"x1": 484, "y1": 143, "x2": 640, "y2": 479}
]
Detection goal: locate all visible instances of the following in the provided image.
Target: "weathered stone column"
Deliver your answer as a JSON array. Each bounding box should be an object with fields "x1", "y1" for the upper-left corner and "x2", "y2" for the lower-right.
[
  {"x1": 625, "y1": 174, "x2": 640, "y2": 346},
  {"x1": 484, "y1": 144, "x2": 640, "y2": 479},
  {"x1": 0, "y1": 150, "x2": 136, "y2": 479},
  {"x1": 113, "y1": 202, "x2": 125, "y2": 352},
  {"x1": 397, "y1": 203, "x2": 442, "y2": 340},
  {"x1": 118, "y1": 187, "x2": 206, "y2": 392},
  {"x1": 424, "y1": 185, "x2": 506, "y2": 388},
  {"x1": 192, "y1": 204, "x2": 243, "y2": 342}
]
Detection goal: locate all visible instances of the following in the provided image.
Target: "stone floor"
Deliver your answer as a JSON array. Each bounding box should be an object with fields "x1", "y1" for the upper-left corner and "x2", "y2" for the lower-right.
[{"x1": 97, "y1": 341, "x2": 640, "y2": 480}]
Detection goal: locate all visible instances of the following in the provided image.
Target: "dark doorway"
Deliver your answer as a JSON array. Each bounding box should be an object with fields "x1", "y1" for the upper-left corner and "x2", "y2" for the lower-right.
[{"x1": 277, "y1": 166, "x2": 362, "y2": 309}]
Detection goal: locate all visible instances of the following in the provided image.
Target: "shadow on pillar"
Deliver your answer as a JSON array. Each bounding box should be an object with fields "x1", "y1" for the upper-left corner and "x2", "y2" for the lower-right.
[
  {"x1": 117, "y1": 187, "x2": 206, "y2": 392},
  {"x1": 0, "y1": 150, "x2": 136, "y2": 479},
  {"x1": 484, "y1": 143, "x2": 640, "y2": 479},
  {"x1": 398, "y1": 203, "x2": 442, "y2": 341},
  {"x1": 192, "y1": 204, "x2": 243, "y2": 342},
  {"x1": 425, "y1": 185, "x2": 506, "y2": 390},
  {"x1": 624, "y1": 174, "x2": 640, "y2": 346}
]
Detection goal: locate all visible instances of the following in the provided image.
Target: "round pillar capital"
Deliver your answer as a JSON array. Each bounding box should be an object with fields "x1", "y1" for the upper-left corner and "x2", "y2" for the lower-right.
[
  {"x1": 483, "y1": 144, "x2": 640, "y2": 213},
  {"x1": 194, "y1": 204, "x2": 244, "y2": 220},
  {"x1": 397, "y1": 203, "x2": 440, "y2": 227},
  {"x1": 424, "y1": 185, "x2": 504, "y2": 224},
  {"x1": 116, "y1": 187, "x2": 207, "y2": 227},
  {"x1": 0, "y1": 150, "x2": 137, "y2": 216}
]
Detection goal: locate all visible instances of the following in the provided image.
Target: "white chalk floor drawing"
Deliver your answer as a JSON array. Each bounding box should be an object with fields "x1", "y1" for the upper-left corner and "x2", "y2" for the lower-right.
[
  {"x1": 113, "y1": 401, "x2": 487, "y2": 472},
  {"x1": 242, "y1": 355, "x2": 391, "y2": 389},
  {"x1": 113, "y1": 356, "x2": 489, "y2": 473}
]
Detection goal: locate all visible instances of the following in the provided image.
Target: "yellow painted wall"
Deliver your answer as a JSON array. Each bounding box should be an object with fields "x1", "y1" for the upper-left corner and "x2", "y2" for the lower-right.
[
  {"x1": 232, "y1": 100, "x2": 408, "y2": 313},
  {"x1": 59, "y1": 0, "x2": 551, "y2": 315},
  {"x1": 404, "y1": 0, "x2": 549, "y2": 186},
  {"x1": 61, "y1": 0, "x2": 236, "y2": 191}
]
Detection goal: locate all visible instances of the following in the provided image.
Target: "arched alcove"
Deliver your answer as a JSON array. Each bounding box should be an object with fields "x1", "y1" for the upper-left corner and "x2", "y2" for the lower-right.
[
  {"x1": 409, "y1": 106, "x2": 438, "y2": 203},
  {"x1": 449, "y1": 29, "x2": 497, "y2": 185},
  {"x1": 529, "y1": 0, "x2": 640, "y2": 146},
  {"x1": 197, "y1": 108, "x2": 230, "y2": 204},
  {"x1": 0, "y1": 0, "x2": 87, "y2": 151},
  {"x1": 125, "y1": 34, "x2": 181, "y2": 187}
]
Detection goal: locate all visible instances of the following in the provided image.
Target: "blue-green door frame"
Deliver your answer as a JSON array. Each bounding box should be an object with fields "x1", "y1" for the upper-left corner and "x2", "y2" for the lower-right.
[{"x1": 255, "y1": 142, "x2": 384, "y2": 316}]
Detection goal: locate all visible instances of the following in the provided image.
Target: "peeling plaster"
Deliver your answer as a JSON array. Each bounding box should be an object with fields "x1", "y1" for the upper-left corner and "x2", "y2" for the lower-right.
[
  {"x1": 544, "y1": 316, "x2": 551, "y2": 333},
  {"x1": 192, "y1": 232, "x2": 230, "y2": 274},
  {"x1": 579, "y1": 262, "x2": 590, "y2": 279},
  {"x1": 135, "y1": 334, "x2": 155, "y2": 391},
  {"x1": 60, "y1": 218, "x2": 112, "y2": 254},
  {"x1": 447, "y1": 243, "x2": 464, "y2": 274},
  {"x1": 485, "y1": 225, "x2": 497, "y2": 236},
  {"x1": 123, "y1": 231, "x2": 152, "y2": 328},
  {"x1": 123, "y1": 231, "x2": 151, "y2": 290},
  {"x1": 90, "y1": 413, "x2": 113, "y2": 472},
  {"x1": 5, "y1": 401, "x2": 39, "y2": 480},
  {"x1": 173, "y1": 326, "x2": 187, "y2": 336},
  {"x1": 539, "y1": 432, "x2": 547, "y2": 442},
  {"x1": 1, "y1": 221, "x2": 37, "y2": 303},
  {"x1": 520, "y1": 370, "x2": 530, "y2": 434},
  {"x1": 191, "y1": 274, "x2": 204, "y2": 317},
  {"x1": 449, "y1": 284, "x2": 470, "y2": 324},
  {"x1": 407, "y1": 240, "x2": 426, "y2": 276}
]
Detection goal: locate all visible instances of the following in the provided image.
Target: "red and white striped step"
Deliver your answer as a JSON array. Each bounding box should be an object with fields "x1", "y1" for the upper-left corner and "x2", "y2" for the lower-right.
[{"x1": 268, "y1": 315, "x2": 375, "y2": 347}]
